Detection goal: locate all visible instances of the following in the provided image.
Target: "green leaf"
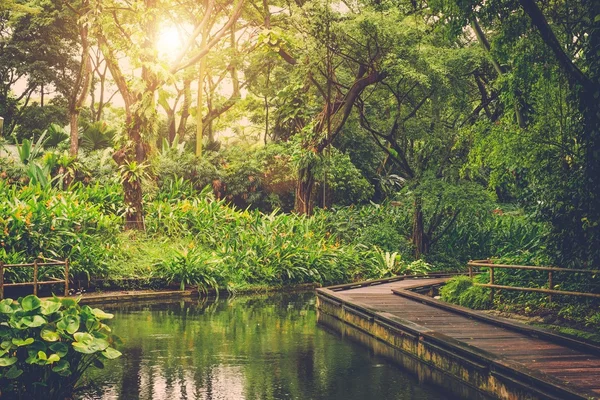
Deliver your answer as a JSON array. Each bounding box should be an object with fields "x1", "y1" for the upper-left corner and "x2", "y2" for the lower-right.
[
  {"x1": 40, "y1": 300, "x2": 62, "y2": 315},
  {"x1": 47, "y1": 353, "x2": 60, "y2": 364},
  {"x1": 49, "y1": 342, "x2": 68, "y2": 357},
  {"x1": 60, "y1": 298, "x2": 78, "y2": 308},
  {"x1": 73, "y1": 332, "x2": 93, "y2": 343},
  {"x1": 52, "y1": 359, "x2": 71, "y2": 376},
  {"x1": 85, "y1": 318, "x2": 100, "y2": 332},
  {"x1": 12, "y1": 337, "x2": 34, "y2": 347},
  {"x1": 37, "y1": 351, "x2": 47, "y2": 361},
  {"x1": 57, "y1": 315, "x2": 80, "y2": 335},
  {"x1": 0, "y1": 356, "x2": 17, "y2": 366},
  {"x1": 22, "y1": 315, "x2": 46, "y2": 328},
  {"x1": 72, "y1": 342, "x2": 96, "y2": 354},
  {"x1": 72, "y1": 336, "x2": 109, "y2": 354},
  {"x1": 21, "y1": 295, "x2": 41, "y2": 311},
  {"x1": 101, "y1": 347, "x2": 122, "y2": 360},
  {"x1": 27, "y1": 340, "x2": 47, "y2": 353},
  {"x1": 91, "y1": 308, "x2": 114, "y2": 320},
  {"x1": 40, "y1": 327, "x2": 60, "y2": 342},
  {"x1": 0, "y1": 299, "x2": 15, "y2": 314},
  {"x1": 4, "y1": 365, "x2": 23, "y2": 379}
]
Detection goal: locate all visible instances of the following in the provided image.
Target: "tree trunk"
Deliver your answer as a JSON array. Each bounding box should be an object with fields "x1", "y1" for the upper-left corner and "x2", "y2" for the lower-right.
[
  {"x1": 166, "y1": 108, "x2": 177, "y2": 144},
  {"x1": 69, "y1": 112, "x2": 79, "y2": 156},
  {"x1": 412, "y1": 195, "x2": 428, "y2": 258},
  {"x1": 177, "y1": 77, "x2": 192, "y2": 143},
  {"x1": 115, "y1": 127, "x2": 147, "y2": 232},
  {"x1": 123, "y1": 178, "x2": 145, "y2": 230},
  {"x1": 295, "y1": 166, "x2": 315, "y2": 215}
]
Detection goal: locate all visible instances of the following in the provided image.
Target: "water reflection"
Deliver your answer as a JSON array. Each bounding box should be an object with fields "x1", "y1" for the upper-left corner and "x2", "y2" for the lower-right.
[{"x1": 79, "y1": 292, "x2": 458, "y2": 400}]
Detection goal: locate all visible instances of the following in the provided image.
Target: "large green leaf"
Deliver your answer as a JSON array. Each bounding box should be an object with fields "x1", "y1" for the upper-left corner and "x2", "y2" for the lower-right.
[
  {"x1": 21, "y1": 315, "x2": 46, "y2": 328},
  {"x1": 0, "y1": 356, "x2": 17, "y2": 366},
  {"x1": 72, "y1": 333, "x2": 109, "y2": 354},
  {"x1": 52, "y1": 359, "x2": 71, "y2": 376},
  {"x1": 12, "y1": 338, "x2": 34, "y2": 347},
  {"x1": 57, "y1": 315, "x2": 80, "y2": 335},
  {"x1": 40, "y1": 300, "x2": 62, "y2": 315},
  {"x1": 0, "y1": 299, "x2": 15, "y2": 314},
  {"x1": 4, "y1": 365, "x2": 23, "y2": 379},
  {"x1": 101, "y1": 347, "x2": 122, "y2": 360},
  {"x1": 46, "y1": 353, "x2": 60, "y2": 364},
  {"x1": 20, "y1": 295, "x2": 41, "y2": 312},
  {"x1": 40, "y1": 327, "x2": 60, "y2": 342},
  {"x1": 91, "y1": 308, "x2": 114, "y2": 320},
  {"x1": 49, "y1": 342, "x2": 68, "y2": 357}
]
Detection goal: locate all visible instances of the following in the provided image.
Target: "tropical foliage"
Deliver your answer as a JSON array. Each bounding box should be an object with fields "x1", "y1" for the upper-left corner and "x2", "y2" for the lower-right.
[{"x1": 0, "y1": 295, "x2": 120, "y2": 399}]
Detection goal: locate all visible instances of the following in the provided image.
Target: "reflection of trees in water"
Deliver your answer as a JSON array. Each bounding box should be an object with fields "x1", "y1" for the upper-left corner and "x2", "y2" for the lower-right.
[
  {"x1": 84, "y1": 292, "x2": 449, "y2": 400},
  {"x1": 119, "y1": 346, "x2": 141, "y2": 400}
]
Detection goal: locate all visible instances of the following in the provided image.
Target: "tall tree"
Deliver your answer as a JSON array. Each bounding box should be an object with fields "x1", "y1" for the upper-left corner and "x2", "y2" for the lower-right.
[{"x1": 91, "y1": 0, "x2": 245, "y2": 229}]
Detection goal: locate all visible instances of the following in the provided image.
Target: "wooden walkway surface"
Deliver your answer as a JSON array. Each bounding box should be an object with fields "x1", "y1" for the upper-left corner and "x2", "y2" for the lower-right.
[{"x1": 318, "y1": 276, "x2": 600, "y2": 399}]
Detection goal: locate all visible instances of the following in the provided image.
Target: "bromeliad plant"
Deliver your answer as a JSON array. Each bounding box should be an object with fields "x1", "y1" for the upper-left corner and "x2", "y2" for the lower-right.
[{"x1": 0, "y1": 295, "x2": 121, "y2": 399}]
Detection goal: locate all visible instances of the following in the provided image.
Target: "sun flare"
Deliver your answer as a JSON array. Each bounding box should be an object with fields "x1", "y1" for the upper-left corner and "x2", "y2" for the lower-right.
[{"x1": 156, "y1": 26, "x2": 184, "y2": 61}]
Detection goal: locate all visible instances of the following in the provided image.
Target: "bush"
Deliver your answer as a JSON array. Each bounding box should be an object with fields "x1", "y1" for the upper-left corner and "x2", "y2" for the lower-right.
[
  {"x1": 0, "y1": 295, "x2": 121, "y2": 399},
  {"x1": 152, "y1": 147, "x2": 218, "y2": 196},
  {"x1": 144, "y1": 193, "x2": 383, "y2": 287},
  {"x1": 440, "y1": 276, "x2": 491, "y2": 310},
  {"x1": 0, "y1": 182, "x2": 121, "y2": 280},
  {"x1": 156, "y1": 245, "x2": 224, "y2": 293},
  {"x1": 13, "y1": 102, "x2": 68, "y2": 142},
  {"x1": 321, "y1": 203, "x2": 414, "y2": 261},
  {"x1": 315, "y1": 149, "x2": 375, "y2": 207}
]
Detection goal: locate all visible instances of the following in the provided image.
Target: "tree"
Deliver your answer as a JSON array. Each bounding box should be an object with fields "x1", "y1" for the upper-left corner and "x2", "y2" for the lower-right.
[
  {"x1": 0, "y1": 0, "x2": 79, "y2": 137},
  {"x1": 90, "y1": 0, "x2": 246, "y2": 229},
  {"x1": 263, "y1": 4, "x2": 387, "y2": 214},
  {"x1": 433, "y1": 0, "x2": 600, "y2": 267},
  {"x1": 351, "y1": 10, "x2": 485, "y2": 257}
]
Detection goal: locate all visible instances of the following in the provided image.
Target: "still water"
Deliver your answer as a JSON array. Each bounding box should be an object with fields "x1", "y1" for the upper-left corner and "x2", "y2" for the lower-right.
[{"x1": 79, "y1": 292, "x2": 458, "y2": 400}]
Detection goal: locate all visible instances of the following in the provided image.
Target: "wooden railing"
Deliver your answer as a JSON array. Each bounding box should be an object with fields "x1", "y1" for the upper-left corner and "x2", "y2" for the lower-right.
[
  {"x1": 468, "y1": 259, "x2": 600, "y2": 302},
  {"x1": 0, "y1": 258, "x2": 69, "y2": 299}
]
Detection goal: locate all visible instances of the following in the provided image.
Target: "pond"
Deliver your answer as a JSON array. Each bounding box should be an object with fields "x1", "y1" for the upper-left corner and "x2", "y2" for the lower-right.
[{"x1": 79, "y1": 292, "x2": 460, "y2": 400}]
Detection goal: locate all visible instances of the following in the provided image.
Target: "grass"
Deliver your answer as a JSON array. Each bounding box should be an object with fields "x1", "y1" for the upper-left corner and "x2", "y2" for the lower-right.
[{"x1": 105, "y1": 232, "x2": 190, "y2": 279}]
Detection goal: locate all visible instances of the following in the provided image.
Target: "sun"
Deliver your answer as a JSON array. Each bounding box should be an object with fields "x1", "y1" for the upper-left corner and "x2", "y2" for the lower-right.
[{"x1": 156, "y1": 25, "x2": 184, "y2": 61}]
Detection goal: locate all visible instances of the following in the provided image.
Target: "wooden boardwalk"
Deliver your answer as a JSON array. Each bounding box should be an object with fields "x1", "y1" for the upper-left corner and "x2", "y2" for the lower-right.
[{"x1": 317, "y1": 276, "x2": 600, "y2": 400}]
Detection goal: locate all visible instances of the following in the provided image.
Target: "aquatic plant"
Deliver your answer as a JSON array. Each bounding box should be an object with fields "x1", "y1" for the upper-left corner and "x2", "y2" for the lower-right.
[{"x1": 0, "y1": 295, "x2": 121, "y2": 399}]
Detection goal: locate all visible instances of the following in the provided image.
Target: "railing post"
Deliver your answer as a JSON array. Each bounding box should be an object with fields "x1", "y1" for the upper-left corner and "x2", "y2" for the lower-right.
[
  {"x1": 468, "y1": 263, "x2": 473, "y2": 278},
  {"x1": 33, "y1": 259, "x2": 38, "y2": 296},
  {"x1": 64, "y1": 259, "x2": 70, "y2": 297},
  {"x1": 0, "y1": 262, "x2": 4, "y2": 300},
  {"x1": 548, "y1": 271, "x2": 553, "y2": 304},
  {"x1": 489, "y1": 266, "x2": 495, "y2": 303}
]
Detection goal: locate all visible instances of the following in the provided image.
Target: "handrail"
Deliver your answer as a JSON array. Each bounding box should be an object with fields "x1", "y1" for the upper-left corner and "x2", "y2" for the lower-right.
[
  {"x1": 467, "y1": 259, "x2": 600, "y2": 302},
  {"x1": 0, "y1": 259, "x2": 69, "y2": 299}
]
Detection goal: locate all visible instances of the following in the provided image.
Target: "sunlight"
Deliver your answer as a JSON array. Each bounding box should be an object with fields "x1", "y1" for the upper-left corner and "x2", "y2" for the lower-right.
[{"x1": 156, "y1": 25, "x2": 184, "y2": 61}]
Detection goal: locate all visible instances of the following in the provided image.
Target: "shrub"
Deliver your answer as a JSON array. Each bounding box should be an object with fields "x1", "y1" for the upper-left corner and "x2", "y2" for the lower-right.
[
  {"x1": 156, "y1": 245, "x2": 224, "y2": 293},
  {"x1": 152, "y1": 147, "x2": 219, "y2": 195},
  {"x1": 372, "y1": 247, "x2": 431, "y2": 278},
  {"x1": 0, "y1": 295, "x2": 121, "y2": 399},
  {"x1": 440, "y1": 276, "x2": 491, "y2": 310},
  {"x1": 0, "y1": 182, "x2": 121, "y2": 279},
  {"x1": 315, "y1": 149, "x2": 375, "y2": 206}
]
